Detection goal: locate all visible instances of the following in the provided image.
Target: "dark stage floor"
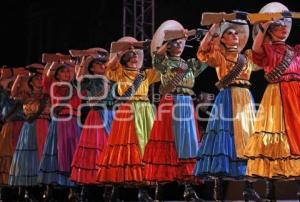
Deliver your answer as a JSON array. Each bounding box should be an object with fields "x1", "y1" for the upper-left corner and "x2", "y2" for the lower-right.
[{"x1": 0, "y1": 180, "x2": 298, "y2": 201}]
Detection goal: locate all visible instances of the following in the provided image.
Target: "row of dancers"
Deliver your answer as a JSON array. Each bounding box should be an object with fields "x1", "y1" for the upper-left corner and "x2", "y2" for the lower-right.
[{"x1": 0, "y1": 2, "x2": 300, "y2": 202}]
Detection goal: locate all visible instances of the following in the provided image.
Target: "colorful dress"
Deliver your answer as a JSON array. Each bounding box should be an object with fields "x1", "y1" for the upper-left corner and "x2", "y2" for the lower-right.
[
  {"x1": 194, "y1": 47, "x2": 257, "y2": 179},
  {"x1": 245, "y1": 42, "x2": 300, "y2": 178},
  {"x1": 0, "y1": 91, "x2": 24, "y2": 186},
  {"x1": 96, "y1": 63, "x2": 160, "y2": 185},
  {"x1": 71, "y1": 78, "x2": 115, "y2": 184},
  {"x1": 39, "y1": 78, "x2": 81, "y2": 186},
  {"x1": 9, "y1": 94, "x2": 50, "y2": 186},
  {"x1": 143, "y1": 54, "x2": 207, "y2": 184}
]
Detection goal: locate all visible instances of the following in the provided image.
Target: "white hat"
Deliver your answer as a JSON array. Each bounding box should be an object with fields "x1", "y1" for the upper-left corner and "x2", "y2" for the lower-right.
[
  {"x1": 109, "y1": 36, "x2": 144, "y2": 69},
  {"x1": 212, "y1": 20, "x2": 249, "y2": 52},
  {"x1": 83, "y1": 54, "x2": 108, "y2": 75},
  {"x1": 150, "y1": 20, "x2": 186, "y2": 56},
  {"x1": 252, "y1": 2, "x2": 291, "y2": 40},
  {"x1": 25, "y1": 63, "x2": 44, "y2": 75}
]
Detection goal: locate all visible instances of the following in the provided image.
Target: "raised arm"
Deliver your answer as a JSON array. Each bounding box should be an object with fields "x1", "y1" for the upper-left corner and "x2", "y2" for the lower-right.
[
  {"x1": 75, "y1": 56, "x2": 86, "y2": 82},
  {"x1": 46, "y1": 62, "x2": 56, "y2": 78},
  {"x1": 197, "y1": 23, "x2": 223, "y2": 67},
  {"x1": 156, "y1": 42, "x2": 168, "y2": 56},
  {"x1": 244, "y1": 49, "x2": 263, "y2": 71},
  {"x1": 106, "y1": 54, "x2": 120, "y2": 71},
  {"x1": 152, "y1": 43, "x2": 169, "y2": 73},
  {"x1": 11, "y1": 74, "x2": 28, "y2": 100},
  {"x1": 42, "y1": 62, "x2": 52, "y2": 80},
  {"x1": 199, "y1": 23, "x2": 220, "y2": 52},
  {"x1": 252, "y1": 21, "x2": 272, "y2": 54},
  {"x1": 105, "y1": 54, "x2": 123, "y2": 81},
  {"x1": 187, "y1": 58, "x2": 208, "y2": 77}
]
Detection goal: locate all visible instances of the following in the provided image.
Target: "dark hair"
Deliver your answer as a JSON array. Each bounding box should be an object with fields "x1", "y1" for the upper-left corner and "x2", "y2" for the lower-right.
[
  {"x1": 27, "y1": 74, "x2": 41, "y2": 90},
  {"x1": 87, "y1": 58, "x2": 104, "y2": 74},
  {"x1": 120, "y1": 50, "x2": 137, "y2": 66},
  {"x1": 266, "y1": 23, "x2": 280, "y2": 39},
  {"x1": 166, "y1": 40, "x2": 181, "y2": 55},
  {"x1": 266, "y1": 19, "x2": 291, "y2": 39},
  {"x1": 27, "y1": 76, "x2": 34, "y2": 90},
  {"x1": 54, "y1": 65, "x2": 67, "y2": 80}
]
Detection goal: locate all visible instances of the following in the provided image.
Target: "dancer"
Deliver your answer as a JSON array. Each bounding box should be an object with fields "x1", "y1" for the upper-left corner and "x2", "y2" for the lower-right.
[
  {"x1": 9, "y1": 64, "x2": 50, "y2": 200},
  {"x1": 96, "y1": 36, "x2": 160, "y2": 201},
  {"x1": 244, "y1": 2, "x2": 300, "y2": 201},
  {"x1": 38, "y1": 60, "x2": 81, "y2": 200},
  {"x1": 70, "y1": 48, "x2": 115, "y2": 201},
  {"x1": 194, "y1": 18, "x2": 262, "y2": 201},
  {"x1": 0, "y1": 70, "x2": 25, "y2": 200},
  {"x1": 142, "y1": 20, "x2": 207, "y2": 202}
]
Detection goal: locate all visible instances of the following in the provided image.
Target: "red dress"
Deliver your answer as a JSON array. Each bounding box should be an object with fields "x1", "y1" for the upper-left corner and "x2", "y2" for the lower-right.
[
  {"x1": 143, "y1": 96, "x2": 201, "y2": 184},
  {"x1": 71, "y1": 78, "x2": 114, "y2": 184}
]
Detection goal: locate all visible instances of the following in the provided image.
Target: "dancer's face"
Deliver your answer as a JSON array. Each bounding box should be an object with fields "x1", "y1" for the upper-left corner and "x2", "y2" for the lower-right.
[
  {"x1": 91, "y1": 62, "x2": 105, "y2": 75},
  {"x1": 30, "y1": 74, "x2": 42, "y2": 89},
  {"x1": 167, "y1": 39, "x2": 184, "y2": 57},
  {"x1": 56, "y1": 67, "x2": 72, "y2": 82},
  {"x1": 125, "y1": 51, "x2": 139, "y2": 69},
  {"x1": 269, "y1": 19, "x2": 291, "y2": 41},
  {"x1": 221, "y1": 28, "x2": 239, "y2": 47}
]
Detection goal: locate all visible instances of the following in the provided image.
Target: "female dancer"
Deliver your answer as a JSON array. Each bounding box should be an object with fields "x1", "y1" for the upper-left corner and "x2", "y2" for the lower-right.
[
  {"x1": 39, "y1": 60, "x2": 81, "y2": 200},
  {"x1": 70, "y1": 49, "x2": 115, "y2": 200},
  {"x1": 96, "y1": 36, "x2": 160, "y2": 201},
  {"x1": 142, "y1": 20, "x2": 207, "y2": 202},
  {"x1": 9, "y1": 64, "x2": 50, "y2": 200},
  {"x1": 244, "y1": 2, "x2": 300, "y2": 201},
  {"x1": 0, "y1": 72, "x2": 25, "y2": 199},
  {"x1": 194, "y1": 19, "x2": 262, "y2": 201}
]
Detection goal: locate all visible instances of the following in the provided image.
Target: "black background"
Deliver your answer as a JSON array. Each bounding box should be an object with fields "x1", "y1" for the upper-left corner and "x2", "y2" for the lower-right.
[
  {"x1": 1, "y1": 0, "x2": 300, "y2": 201},
  {"x1": 1, "y1": 0, "x2": 300, "y2": 103}
]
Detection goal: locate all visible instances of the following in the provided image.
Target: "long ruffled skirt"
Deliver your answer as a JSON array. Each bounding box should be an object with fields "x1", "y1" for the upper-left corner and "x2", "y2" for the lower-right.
[
  {"x1": 8, "y1": 119, "x2": 48, "y2": 186},
  {"x1": 194, "y1": 87, "x2": 256, "y2": 179},
  {"x1": 245, "y1": 81, "x2": 300, "y2": 179},
  {"x1": 39, "y1": 117, "x2": 81, "y2": 186},
  {"x1": 0, "y1": 121, "x2": 23, "y2": 186},
  {"x1": 71, "y1": 109, "x2": 114, "y2": 184},
  {"x1": 96, "y1": 102, "x2": 154, "y2": 186},
  {"x1": 143, "y1": 95, "x2": 201, "y2": 184}
]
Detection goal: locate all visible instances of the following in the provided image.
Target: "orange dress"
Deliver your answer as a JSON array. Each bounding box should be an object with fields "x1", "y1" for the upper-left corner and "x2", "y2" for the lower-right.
[{"x1": 96, "y1": 63, "x2": 160, "y2": 185}]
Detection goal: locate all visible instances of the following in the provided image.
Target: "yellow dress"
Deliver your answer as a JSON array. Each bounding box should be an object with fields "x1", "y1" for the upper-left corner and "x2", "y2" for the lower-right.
[
  {"x1": 105, "y1": 63, "x2": 160, "y2": 101},
  {"x1": 244, "y1": 83, "x2": 300, "y2": 178},
  {"x1": 244, "y1": 43, "x2": 300, "y2": 179}
]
